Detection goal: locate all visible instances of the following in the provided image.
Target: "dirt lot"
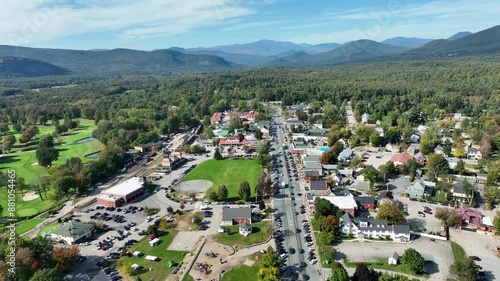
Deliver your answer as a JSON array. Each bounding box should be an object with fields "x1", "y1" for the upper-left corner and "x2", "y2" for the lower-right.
[
  {"x1": 188, "y1": 239, "x2": 238, "y2": 281},
  {"x1": 168, "y1": 231, "x2": 203, "y2": 251}
]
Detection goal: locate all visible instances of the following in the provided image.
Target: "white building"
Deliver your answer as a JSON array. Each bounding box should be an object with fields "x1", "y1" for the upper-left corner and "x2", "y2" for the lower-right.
[{"x1": 340, "y1": 213, "x2": 411, "y2": 242}]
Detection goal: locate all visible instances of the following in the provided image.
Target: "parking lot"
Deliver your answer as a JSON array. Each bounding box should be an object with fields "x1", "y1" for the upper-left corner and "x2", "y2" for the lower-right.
[
  {"x1": 69, "y1": 204, "x2": 161, "y2": 280},
  {"x1": 335, "y1": 238, "x2": 454, "y2": 280}
]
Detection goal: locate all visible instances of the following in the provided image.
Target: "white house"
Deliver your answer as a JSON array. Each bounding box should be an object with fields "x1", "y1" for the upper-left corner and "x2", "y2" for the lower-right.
[
  {"x1": 49, "y1": 220, "x2": 94, "y2": 245},
  {"x1": 466, "y1": 146, "x2": 482, "y2": 160},
  {"x1": 361, "y1": 113, "x2": 370, "y2": 124},
  {"x1": 417, "y1": 125, "x2": 428, "y2": 134},
  {"x1": 239, "y1": 224, "x2": 252, "y2": 236},
  {"x1": 340, "y1": 213, "x2": 411, "y2": 242},
  {"x1": 385, "y1": 143, "x2": 400, "y2": 153},
  {"x1": 374, "y1": 127, "x2": 384, "y2": 137},
  {"x1": 410, "y1": 134, "x2": 420, "y2": 143},
  {"x1": 338, "y1": 149, "x2": 354, "y2": 162},
  {"x1": 388, "y1": 252, "x2": 399, "y2": 265},
  {"x1": 434, "y1": 145, "x2": 445, "y2": 156}
]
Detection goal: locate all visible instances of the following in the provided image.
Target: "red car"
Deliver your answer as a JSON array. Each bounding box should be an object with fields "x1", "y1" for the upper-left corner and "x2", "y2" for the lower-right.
[
  {"x1": 409, "y1": 198, "x2": 417, "y2": 201},
  {"x1": 366, "y1": 150, "x2": 372, "y2": 153},
  {"x1": 148, "y1": 235, "x2": 156, "y2": 241}
]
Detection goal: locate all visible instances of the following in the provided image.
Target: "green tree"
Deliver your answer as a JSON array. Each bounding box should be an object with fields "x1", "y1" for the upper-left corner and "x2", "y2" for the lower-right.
[
  {"x1": 449, "y1": 257, "x2": 479, "y2": 281},
  {"x1": 192, "y1": 215, "x2": 202, "y2": 225},
  {"x1": 254, "y1": 128, "x2": 263, "y2": 139},
  {"x1": 330, "y1": 262, "x2": 349, "y2": 281},
  {"x1": 36, "y1": 146, "x2": 59, "y2": 167},
  {"x1": 352, "y1": 263, "x2": 375, "y2": 281},
  {"x1": 420, "y1": 127, "x2": 439, "y2": 155},
  {"x1": 455, "y1": 159, "x2": 465, "y2": 175},
  {"x1": 434, "y1": 207, "x2": 462, "y2": 239},
  {"x1": 427, "y1": 154, "x2": 449, "y2": 181},
  {"x1": 51, "y1": 176, "x2": 76, "y2": 195},
  {"x1": 214, "y1": 148, "x2": 223, "y2": 160},
  {"x1": 493, "y1": 211, "x2": 500, "y2": 235},
  {"x1": 238, "y1": 181, "x2": 252, "y2": 201},
  {"x1": 401, "y1": 248, "x2": 425, "y2": 274},
  {"x1": 121, "y1": 263, "x2": 134, "y2": 277},
  {"x1": 369, "y1": 133, "x2": 384, "y2": 147},
  {"x1": 376, "y1": 200, "x2": 406, "y2": 224},
  {"x1": 314, "y1": 198, "x2": 334, "y2": 220},
  {"x1": 363, "y1": 168, "x2": 384, "y2": 190},
  {"x1": 29, "y1": 268, "x2": 63, "y2": 281},
  {"x1": 217, "y1": 184, "x2": 228, "y2": 201},
  {"x1": 461, "y1": 179, "x2": 476, "y2": 205},
  {"x1": 483, "y1": 186, "x2": 499, "y2": 210},
  {"x1": 256, "y1": 153, "x2": 270, "y2": 167},
  {"x1": 208, "y1": 191, "x2": 218, "y2": 201}
]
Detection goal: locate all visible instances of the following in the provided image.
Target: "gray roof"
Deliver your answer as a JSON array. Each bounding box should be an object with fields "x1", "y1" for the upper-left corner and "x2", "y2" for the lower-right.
[
  {"x1": 354, "y1": 196, "x2": 375, "y2": 205},
  {"x1": 307, "y1": 129, "x2": 328, "y2": 137},
  {"x1": 392, "y1": 252, "x2": 399, "y2": 260},
  {"x1": 333, "y1": 189, "x2": 353, "y2": 197},
  {"x1": 304, "y1": 170, "x2": 320, "y2": 177},
  {"x1": 221, "y1": 208, "x2": 252, "y2": 222},
  {"x1": 303, "y1": 155, "x2": 321, "y2": 162},
  {"x1": 51, "y1": 221, "x2": 94, "y2": 238},
  {"x1": 338, "y1": 149, "x2": 354, "y2": 160},
  {"x1": 239, "y1": 223, "x2": 252, "y2": 230},
  {"x1": 309, "y1": 180, "x2": 328, "y2": 190},
  {"x1": 304, "y1": 162, "x2": 322, "y2": 170},
  {"x1": 392, "y1": 224, "x2": 410, "y2": 235},
  {"x1": 452, "y1": 180, "x2": 466, "y2": 194}
]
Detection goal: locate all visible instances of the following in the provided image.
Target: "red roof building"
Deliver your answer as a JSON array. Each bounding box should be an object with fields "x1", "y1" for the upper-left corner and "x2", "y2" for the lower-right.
[
  {"x1": 455, "y1": 207, "x2": 485, "y2": 230},
  {"x1": 219, "y1": 138, "x2": 245, "y2": 146},
  {"x1": 390, "y1": 153, "x2": 414, "y2": 165},
  {"x1": 211, "y1": 112, "x2": 223, "y2": 124}
]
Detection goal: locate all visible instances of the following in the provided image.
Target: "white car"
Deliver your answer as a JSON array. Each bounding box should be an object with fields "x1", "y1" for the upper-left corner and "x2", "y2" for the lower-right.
[{"x1": 310, "y1": 259, "x2": 317, "y2": 265}]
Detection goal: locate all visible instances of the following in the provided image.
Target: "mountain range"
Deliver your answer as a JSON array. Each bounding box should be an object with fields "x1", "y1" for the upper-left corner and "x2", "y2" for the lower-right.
[{"x1": 0, "y1": 26, "x2": 498, "y2": 76}]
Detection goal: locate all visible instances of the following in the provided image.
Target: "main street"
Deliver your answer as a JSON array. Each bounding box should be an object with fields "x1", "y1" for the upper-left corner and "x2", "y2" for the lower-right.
[{"x1": 271, "y1": 106, "x2": 322, "y2": 281}]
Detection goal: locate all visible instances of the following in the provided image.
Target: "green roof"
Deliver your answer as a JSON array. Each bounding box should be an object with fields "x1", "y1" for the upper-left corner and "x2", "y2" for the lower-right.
[
  {"x1": 50, "y1": 220, "x2": 94, "y2": 238},
  {"x1": 217, "y1": 130, "x2": 229, "y2": 137}
]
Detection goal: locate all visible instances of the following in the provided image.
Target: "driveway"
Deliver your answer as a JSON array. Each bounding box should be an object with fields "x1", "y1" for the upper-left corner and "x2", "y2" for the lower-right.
[
  {"x1": 449, "y1": 230, "x2": 500, "y2": 279},
  {"x1": 335, "y1": 238, "x2": 453, "y2": 280}
]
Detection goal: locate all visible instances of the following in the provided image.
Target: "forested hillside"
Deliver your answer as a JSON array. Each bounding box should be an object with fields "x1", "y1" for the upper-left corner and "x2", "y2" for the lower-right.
[{"x1": 1, "y1": 59, "x2": 498, "y2": 151}]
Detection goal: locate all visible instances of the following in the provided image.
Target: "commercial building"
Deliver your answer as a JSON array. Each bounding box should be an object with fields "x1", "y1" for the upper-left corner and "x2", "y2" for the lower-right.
[
  {"x1": 96, "y1": 176, "x2": 146, "y2": 207},
  {"x1": 220, "y1": 207, "x2": 252, "y2": 226},
  {"x1": 50, "y1": 220, "x2": 94, "y2": 245}
]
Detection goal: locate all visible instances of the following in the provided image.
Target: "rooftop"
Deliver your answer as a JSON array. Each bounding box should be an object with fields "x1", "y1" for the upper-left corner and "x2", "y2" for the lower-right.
[
  {"x1": 319, "y1": 195, "x2": 358, "y2": 210},
  {"x1": 103, "y1": 176, "x2": 145, "y2": 197},
  {"x1": 309, "y1": 180, "x2": 328, "y2": 191},
  {"x1": 221, "y1": 207, "x2": 252, "y2": 222},
  {"x1": 390, "y1": 153, "x2": 414, "y2": 164},
  {"x1": 51, "y1": 220, "x2": 94, "y2": 238}
]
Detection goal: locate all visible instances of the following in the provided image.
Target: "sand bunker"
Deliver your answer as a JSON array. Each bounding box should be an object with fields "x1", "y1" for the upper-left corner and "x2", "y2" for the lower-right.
[{"x1": 23, "y1": 191, "x2": 39, "y2": 201}]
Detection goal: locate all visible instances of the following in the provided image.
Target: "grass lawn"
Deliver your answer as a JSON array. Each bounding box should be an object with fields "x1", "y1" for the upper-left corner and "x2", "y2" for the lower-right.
[
  {"x1": 215, "y1": 221, "x2": 271, "y2": 248},
  {"x1": 38, "y1": 222, "x2": 62, "y2": 236},
  {"x1": 343, "y1": 258, "x2": 428, "y2": 278},
  {"x1": 0, "y1": 119, "x2": 102, "y2": 182},
  {"x1": 0, "y1": 191, "x2": 56, "y2": 217},
  {"x1": 15, "y1": 218, "x2": 43, "y2": 235},
  {"x1": 182, "y1": 274, "x2": 195, "y2": 281},
  {"x1": 311, "y1": 218, "x2": 319, "y2": 231},
  {"x1": 221, "y1": 256, "x2": 260, "y2": 281},
  {"x1": 451, "y1": 241, "x2": 467, "y2": 262},
  {"x1": 431, "y1": 191, "x2": 449, "y2": 203},
  {"x1": 117, "y1": 230, "x2": 188, "y2": 281},
  {"x1": 181, "y1": 159, "x2": 262, "y2": 201}
]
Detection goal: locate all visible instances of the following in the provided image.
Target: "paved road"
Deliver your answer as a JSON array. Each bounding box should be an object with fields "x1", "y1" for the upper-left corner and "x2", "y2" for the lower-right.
[
  {"x1": 272, "y1": 107, "x2": 323, "y2": 281},
  {"x1": 345, "y1": 102, "x2": 358, "y2": 129}
]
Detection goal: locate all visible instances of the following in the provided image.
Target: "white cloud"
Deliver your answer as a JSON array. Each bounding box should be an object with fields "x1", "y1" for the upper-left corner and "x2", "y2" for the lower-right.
[
  {"x1": 290, "y1": 0, "x2": 500, "y2": 44},
  {"x1": 223, "y1": 20, "x2": 284, "y2": 31},
  {"x1": 0, "y1": 0, "x2": 253, "y2": 45},
  {"x1": 324, "y1": 0, "x2": 500, "y2": 21}
]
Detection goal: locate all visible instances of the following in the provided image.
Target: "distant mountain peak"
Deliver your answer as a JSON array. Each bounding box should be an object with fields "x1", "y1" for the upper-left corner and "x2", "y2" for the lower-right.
[
  {"x1": 447, "y1": 31, "x2": 473, "y2": 40},
  {"x1": 382, "y1": 37, "x2": 433, "y2": 49}
]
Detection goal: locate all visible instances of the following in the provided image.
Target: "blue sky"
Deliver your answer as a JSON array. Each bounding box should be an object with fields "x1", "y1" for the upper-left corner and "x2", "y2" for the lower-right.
[{"x1": 1, "y1": 0, "x2": 499, "y2": 50}]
